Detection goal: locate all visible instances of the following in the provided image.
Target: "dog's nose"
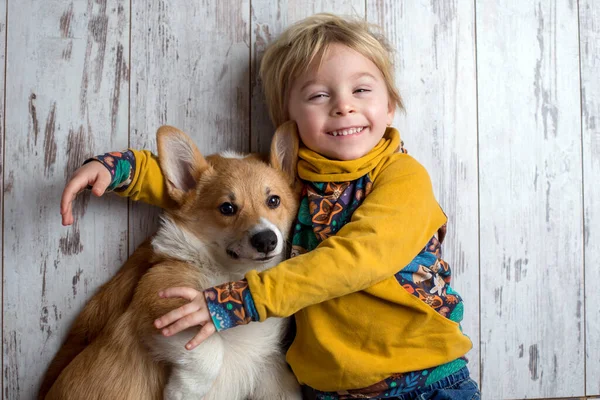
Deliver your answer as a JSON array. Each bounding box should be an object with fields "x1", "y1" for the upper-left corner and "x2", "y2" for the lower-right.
[{"x1": 250, "y1": 230, "x2": 278, "y2": 253}]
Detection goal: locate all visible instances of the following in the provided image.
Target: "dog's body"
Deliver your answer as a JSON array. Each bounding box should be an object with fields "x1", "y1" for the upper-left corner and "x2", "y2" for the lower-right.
[{"x1": 43, "y1": 124, "x2": 302, "y2": 400}]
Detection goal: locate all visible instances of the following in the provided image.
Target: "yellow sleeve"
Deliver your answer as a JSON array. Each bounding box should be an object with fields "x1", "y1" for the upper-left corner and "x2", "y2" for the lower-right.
[
  {"x1": 115, "y1": 149, "x2": 176, "y2": 209},
  {"x1": 245, "y1": 154, "x2": 447, "y2": 320}
]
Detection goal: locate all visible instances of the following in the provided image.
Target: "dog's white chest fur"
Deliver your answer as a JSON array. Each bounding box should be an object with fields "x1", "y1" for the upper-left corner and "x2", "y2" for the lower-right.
[
  {"x1": 150, "y1": 317, "x2": 295, "y2": 400},
  {"x1": 150, "y1": 218, "x2": 301, "y2": 400}
]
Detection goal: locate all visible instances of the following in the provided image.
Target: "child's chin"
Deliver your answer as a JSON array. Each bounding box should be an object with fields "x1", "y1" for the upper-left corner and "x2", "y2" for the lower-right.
[{"x1": 327, "y1": 149, "x2": 368, "y2": 161}]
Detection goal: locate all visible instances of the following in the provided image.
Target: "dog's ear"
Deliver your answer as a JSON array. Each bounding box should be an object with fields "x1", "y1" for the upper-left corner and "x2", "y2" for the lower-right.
[
  {"x1": 270, "y1": 120, "x2": 299, "y2": 185},
  {"x1": 157, "y1": 125, "x2": 210, "y2": 204}
]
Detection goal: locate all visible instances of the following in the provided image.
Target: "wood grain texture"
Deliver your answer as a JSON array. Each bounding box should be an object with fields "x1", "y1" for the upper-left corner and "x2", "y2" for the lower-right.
[
  {"x1": 2, "y1": 1, "x2": 129, "y2": 398},
  {"x1": 580, "y1": 0, "x2": 600, "y2": 395},
  {"x1": 129, "y1": 0, "x2": 251, "y2": 250},
  {"x1": 0, "y1": 0, "x2": 4, "y2": 395},
  {"x1": 1, "y1": 1, "x2": 598, "y2": 399},
  {"x1": 367, "y1": 0, "x2": 481, "y2": 385},
  {"x1": 477, "y1": 1, "x2": 583, "y2": 398},
  {"x1": 250, "y1": 0, "x2": 365, "y2": 154}
]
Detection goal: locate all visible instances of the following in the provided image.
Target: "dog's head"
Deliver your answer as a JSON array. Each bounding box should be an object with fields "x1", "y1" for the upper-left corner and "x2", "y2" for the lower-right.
[{"x1": 151, "y1": 122, "x2": 300, "y2": 278}]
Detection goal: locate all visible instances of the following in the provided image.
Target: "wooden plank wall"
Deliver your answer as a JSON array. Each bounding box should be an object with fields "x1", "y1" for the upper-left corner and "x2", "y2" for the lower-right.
[
  {"x1": 0, "y1": 0, "x2": 4, "y2": 393},
  {"x1": 478, "y1": 1, "x2": 583, "y2": 398},
  {"x1": 4, "y1": 0, "x2": 130, "y2": 397},
  {"x1": 581, "y1": 0, "x2": 600, "y2": 395},
  {"x1": 2, "y1": 1, "x2": 598, "y2": 399}
]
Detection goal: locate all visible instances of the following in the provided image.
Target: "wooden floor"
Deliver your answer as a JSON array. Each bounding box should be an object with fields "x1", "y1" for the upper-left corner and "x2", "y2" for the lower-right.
[{"x1": 1, "y1": 1, "x2": 598, "y2": 399}]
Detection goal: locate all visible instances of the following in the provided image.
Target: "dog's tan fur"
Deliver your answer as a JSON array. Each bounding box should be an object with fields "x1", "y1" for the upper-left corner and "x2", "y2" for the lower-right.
[
  {"x1": 38, "y1": 240, "x2": 156, "y2": 399},
  {"x1": 41, "y1": 123, "x2": 301, "y2": 400}
]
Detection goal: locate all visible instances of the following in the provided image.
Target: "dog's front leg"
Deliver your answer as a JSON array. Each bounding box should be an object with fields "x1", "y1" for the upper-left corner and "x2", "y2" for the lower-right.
[
  {"x1": 132, "y1": 260, "x2": 221, "y2": 398},
  {"x1": 250, "y1": 355, "x2": 302, "y2": 400},
  {"x1": 154, "y1": 332, "x2": 225, "y2": 400}
]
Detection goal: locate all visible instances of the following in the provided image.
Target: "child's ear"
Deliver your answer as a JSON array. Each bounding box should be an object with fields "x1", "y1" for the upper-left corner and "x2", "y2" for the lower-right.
[
  {"x1": 270, "y1": 120, "x2": 299, "y2": 185},
  {"x1": 156, "y1": 125, "x2": 210, "y2": 204},
  {"x1": 386, "y1": 102, "x2": 396, "y2": 126}
]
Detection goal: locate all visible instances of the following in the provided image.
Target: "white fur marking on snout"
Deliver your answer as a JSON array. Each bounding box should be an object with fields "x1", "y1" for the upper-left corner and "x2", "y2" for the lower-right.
[
  {"x1": 225, "y1": 217, "x2": 286, "y2": 271},
  {"x1": 250, "y1": 217, "x2": 285, "y2": 256}
]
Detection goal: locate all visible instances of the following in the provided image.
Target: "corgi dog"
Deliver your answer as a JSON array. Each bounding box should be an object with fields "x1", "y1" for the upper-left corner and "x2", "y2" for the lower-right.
[{"x1": 43, "y1": 123, "x2": 302, "y2": 400}]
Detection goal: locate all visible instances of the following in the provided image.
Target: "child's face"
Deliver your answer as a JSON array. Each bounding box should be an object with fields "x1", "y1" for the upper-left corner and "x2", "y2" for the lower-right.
[{"x1": 288, "y1": 43, "x2": 395, "y2": 161}]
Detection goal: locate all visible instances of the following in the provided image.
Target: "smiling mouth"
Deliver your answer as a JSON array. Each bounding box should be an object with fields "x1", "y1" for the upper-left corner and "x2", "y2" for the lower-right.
[{"x1": 327, "y1": 126, "x2": 366, "y2": 137}]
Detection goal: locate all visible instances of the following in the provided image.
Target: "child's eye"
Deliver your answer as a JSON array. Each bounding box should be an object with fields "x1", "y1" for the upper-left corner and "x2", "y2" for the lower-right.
[
  {"x1": 354, "y1": 88, "x2": 371, "y2": 94},
  {"x1": 309, "y1": 93, "x2": 328, "y2": 100}
]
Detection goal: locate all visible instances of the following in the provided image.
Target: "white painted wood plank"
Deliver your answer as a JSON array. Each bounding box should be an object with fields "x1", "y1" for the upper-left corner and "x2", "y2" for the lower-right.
[
  {"x1": 250, "y1": 0, "x2": 365, "y2": 154},
  {"x1": 3, "y1": 1, "x2": 129, "y2": 398},
  {"x1": 580, "y1": 0, "x2": 600, "y2": 395},
  {"x1": 129, "y1": 0, "x2": 251, "y2": 250},
  {"x1": 368, "y1": 0, "x2": 480, "y2": 386},
  {"x1": 477, "y1": 1, "x2": 583, "y2": 398},
  {"x1": 0, "y1": 0, "x2": 4, "y2": 394}
]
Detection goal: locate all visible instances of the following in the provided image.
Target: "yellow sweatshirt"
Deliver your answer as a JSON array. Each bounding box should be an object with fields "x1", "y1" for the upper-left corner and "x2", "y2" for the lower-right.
[
  {"x1": 109, "y1": 128, "x2": 472, "y2": 391},
  {"x1": 113, "y1": 149, "x2": 175, "y2": 208}
]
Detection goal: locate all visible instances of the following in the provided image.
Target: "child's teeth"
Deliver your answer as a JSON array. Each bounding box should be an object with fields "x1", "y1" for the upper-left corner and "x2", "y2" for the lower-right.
[{"x1": 330, "y1": 127, "x2": 363, "y2": 136}]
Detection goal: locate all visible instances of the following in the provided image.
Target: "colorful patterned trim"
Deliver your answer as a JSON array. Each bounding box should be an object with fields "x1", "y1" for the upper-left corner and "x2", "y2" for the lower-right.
[
  {"x1": 394, "y1": 229, "x2": 463, "y2": 322},
  {"x1": 314, "y1": 358, "x2": 468, "y2": 399},
  {"x1": 203, "y1": 279, "x2": 259, "y2": 331},
  {"x1": 83, "y1": 150, "x2": 136, "y2": 192},
  {"x1": 290, "y1": 175, "x2": 373, "y2": 258},
  {"x1": 399, "y1": 140, "x2": 408, "y2": 154}
]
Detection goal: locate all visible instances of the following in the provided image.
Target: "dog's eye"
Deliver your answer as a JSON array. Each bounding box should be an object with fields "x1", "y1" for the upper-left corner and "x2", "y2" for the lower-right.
[
  {"x1": 219, "y1": 202, "x2": 237, "y2": 216},
  {"x1": 267, "y1": 195, "x2": 281, "y2": 209}
]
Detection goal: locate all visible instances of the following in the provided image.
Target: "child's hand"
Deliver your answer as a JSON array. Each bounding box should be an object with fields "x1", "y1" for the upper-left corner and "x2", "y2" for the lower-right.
[
  {"x1": 60, "y1": 161, "x2": 111, "y2": 226},
  {"x1": 154, "y1": 287, "x2": 217, "y2": 350}
]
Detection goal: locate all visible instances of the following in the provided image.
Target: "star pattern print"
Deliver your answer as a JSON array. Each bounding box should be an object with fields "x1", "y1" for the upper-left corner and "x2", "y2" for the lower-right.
[{"x1": 204, "y1": 279, "x2": 258, "y2": 331}]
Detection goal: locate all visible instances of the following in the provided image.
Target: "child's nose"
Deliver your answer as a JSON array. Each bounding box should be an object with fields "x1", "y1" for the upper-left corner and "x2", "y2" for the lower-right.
[
  {"x1": 331, "y1": 97, "x2": 356, "y2": 116},
  {"x1": 335, "y1": 107, "x2": 356, "y2": 116}
]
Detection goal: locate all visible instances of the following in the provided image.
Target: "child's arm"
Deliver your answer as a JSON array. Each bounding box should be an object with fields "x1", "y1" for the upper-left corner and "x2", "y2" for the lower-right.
[
  {"x1": 155, "y1": 154, "x2": 447, "y2": 346},
  {"x1": 243, "y1": 156, "x2": 446, "y2": 319},
  {"x1": 61, "y1": 149, "x2": 175, "y2": 226}
]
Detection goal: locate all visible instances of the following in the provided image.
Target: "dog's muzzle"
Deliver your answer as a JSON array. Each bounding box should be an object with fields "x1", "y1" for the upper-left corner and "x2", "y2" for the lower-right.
[{"x1": 250, "y1": 230, "x2": 278, "y2": 254}]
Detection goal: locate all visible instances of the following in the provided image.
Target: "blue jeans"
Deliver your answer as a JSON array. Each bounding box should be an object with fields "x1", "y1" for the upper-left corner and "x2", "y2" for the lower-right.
[
  {"x1": 305, "y1": 367, "x2": 480, "y2": 400},
  {"x1": 398, "y1": 367, "x2": 480, "y2": 400}
]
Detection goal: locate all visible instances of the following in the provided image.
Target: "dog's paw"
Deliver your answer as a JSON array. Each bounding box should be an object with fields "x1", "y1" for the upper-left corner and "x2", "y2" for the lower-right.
[
  {"x1": 164, "y1": 382, "x2": 213, "y2": 400},
  {"x1": 163, "y1": 386, "x2": 185, "y2": 400}
]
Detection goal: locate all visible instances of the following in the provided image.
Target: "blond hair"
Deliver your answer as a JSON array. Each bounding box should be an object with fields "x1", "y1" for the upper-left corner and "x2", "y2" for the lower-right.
[{"x1": 259, "y1": 13, "x2": 404, "y2": 127}]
